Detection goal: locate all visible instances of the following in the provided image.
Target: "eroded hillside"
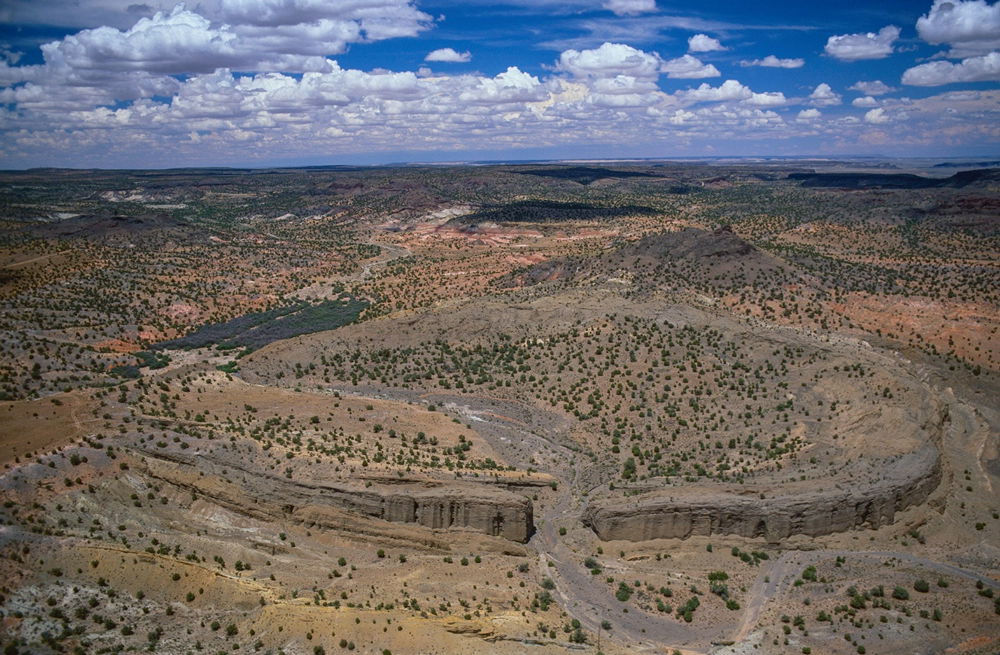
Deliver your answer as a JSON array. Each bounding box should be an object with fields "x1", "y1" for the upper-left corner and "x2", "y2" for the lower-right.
[{"x1": 1, "y1": 162, "x2": 998, "y2": 655}]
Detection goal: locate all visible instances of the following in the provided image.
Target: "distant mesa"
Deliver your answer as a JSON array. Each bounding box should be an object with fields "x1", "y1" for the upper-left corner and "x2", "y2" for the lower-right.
[
  {"x1": 514, "y1": 166, "x2": 662, "y2": 185},
  {"x1": 501, "y1": 225, "x2": 778, "y2": 289},
  {"x1": 932, "y1": 161, "x2": 1000, "y2": 168},
  {"x1": 788, "y1": 167, "x2": 1000, "y2": 190},
  {"x1": 446, "y1": 199, "x2": 657, "y2": 226},
  {"x1": 26, "y1": 211, "x2": 187, "y2": 240},
  {"x1": 624, "y1": 225, "x2": 754, "y2": 260},
  {"x1": 912, "y1": 196, "x2": 1000, "y2": 236}
]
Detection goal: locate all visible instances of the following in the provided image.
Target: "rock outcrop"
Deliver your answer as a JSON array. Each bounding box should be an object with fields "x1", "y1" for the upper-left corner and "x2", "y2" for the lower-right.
[
  {"x1": 583, "y1": 444, "x2": 941, "y2": 543},
  {"x1": 624, "y1": 225, "x2": 756, "y2": 260},
  {"x1": 138, "y1": 451, "x2": 534, "y2": 542}
]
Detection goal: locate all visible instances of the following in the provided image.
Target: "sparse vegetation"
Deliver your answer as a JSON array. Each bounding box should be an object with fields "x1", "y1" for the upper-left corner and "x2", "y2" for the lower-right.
[{"x1": 0, "y1": 163, "x2": 996, "y2": 655}]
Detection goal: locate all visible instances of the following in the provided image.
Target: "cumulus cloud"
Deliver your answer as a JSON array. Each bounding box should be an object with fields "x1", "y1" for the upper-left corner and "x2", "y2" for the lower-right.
[
  {"x1": 666, "y1": 109, "x2": 695, "y2": 125},
  {"x1": 45, "y1": 8, "x2": 247, "y2": 75},
  {"x1": 902, "y1": 51, "x2": 1000, "y2": 85},
  {"x1": 1, "y1": 1, "x2": 998, "y2": 166},
  {"x1": 3, "y1": 58, "x2": 799, "y2": 165},
  {"x1": 687, "y1": 34, "x2": 725, "y2": 52},
  {"x1": 747, "y1": 91, "x2": 787, "y2": 107},
  {"x1": 557, "y1": 42, "x2": 662, "y2": 79},
  {"x1": 1, "y1": 0, "x2": 433, "y2": 32},
  {"x1": 916, "y1": 0, "x2": 1000, "y2": 58},
  {"x1": 0, "y1": 47, "x2": 22, "y2": 65},
  {"x1": 679, "y1": 80, "x2": 752, "y2": 103},
  {"x1": 590, "y1": 75, "x2": 658, "y2": 95},
  {"x1": 824, "y1": 25, "x2": 900, "y2": 61},
  {"x1": 660, "y1": 54, "x2": 720, "y2": 79},
  {"x1": 739, "y1": 55, "x2": 804, "y2": 69},
  {"x1": 674, "y1": 81, "x2": 784, "y2": 107},
  {"x1": 864, "y1": 107, "x2": 890, "y2": 124},
  {"x1": 808, "y1": 82, "x2": 842, "y2": 106},
  {"x1": 29, "y1": 3, "x2": 432, "y2": 78},
  {"x1": 213, "y1": 0, "x2": 429, "y2": 33},
  {"x1": 848, "y1": 80, "x2": 894, "y2": 95},
  {"x1": 602, "y1": 0, "x2": 657, "y2": 16},
  {"x1": 425, "y1": 48, "x2": 471, "y2": 63},
  {"x1": 907, "y1": 2, "x2": 1000, "y2": 88},
  {"x1": 0, "y1": 0, "x2": 439, "y2": 119},
  {"x1": 458, "y1": 67, "x2": 547, "y2": 104}
]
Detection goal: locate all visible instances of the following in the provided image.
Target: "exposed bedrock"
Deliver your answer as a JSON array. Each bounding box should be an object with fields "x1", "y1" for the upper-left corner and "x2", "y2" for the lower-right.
[
  {"x1": 138, "y1": 452, "x2": 534, "y2": 542},
  {"x1": 583, "y1": 444, "x2": 942, "y2": 543}
]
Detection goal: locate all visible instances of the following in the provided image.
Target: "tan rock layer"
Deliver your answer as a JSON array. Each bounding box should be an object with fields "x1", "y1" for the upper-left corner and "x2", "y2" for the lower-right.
[
  {"x1": 137, "y1": 450, "x2": 534, "y2": 543},
  {"x1": 583, "y1": 444, "x2": 942, "y2": 543}
]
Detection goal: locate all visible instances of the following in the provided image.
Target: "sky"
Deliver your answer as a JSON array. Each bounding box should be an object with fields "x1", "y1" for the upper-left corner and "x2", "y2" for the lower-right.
[{"x1": 0, "y1": 0, "x2": 998, "y2": 168}]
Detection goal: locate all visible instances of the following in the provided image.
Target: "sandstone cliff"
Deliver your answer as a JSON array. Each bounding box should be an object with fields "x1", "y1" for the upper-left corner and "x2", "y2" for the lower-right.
[
  {"x1": 583, "y1": 444, "x2": 941, "y2": 543},
  {"x1": 137, "y1": 451, "x2": 534, "y2": 543}
]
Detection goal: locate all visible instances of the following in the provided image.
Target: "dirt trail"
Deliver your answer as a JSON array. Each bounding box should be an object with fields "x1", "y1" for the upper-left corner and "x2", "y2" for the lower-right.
[
  {"x1": 356, "y1": 241, "x2": 410, "y2": 281},
  {"x1": 532, "y1": 474, "x2": 717, "y2": 653},
  {"x1": 732, "y1": 550, "x2": 798, "y2": 642},
  {"x1": 2, "y1": 250, "x2": 70, "y2": 269},
  {"x1": 289, "y1": 238, "x2": 411, "y2": 300},
  {"x1": 337, "y1": 239, "x2": 411, "y2": 285},
  {"x1": 948, "y1": 400, "x2": 995, "y2": 495}
]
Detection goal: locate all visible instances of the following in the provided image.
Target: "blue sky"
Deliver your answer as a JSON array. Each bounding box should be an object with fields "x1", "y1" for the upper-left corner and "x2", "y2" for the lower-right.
[{"x1": 0, "y1": 0, "x2": 998, "y2": 167}]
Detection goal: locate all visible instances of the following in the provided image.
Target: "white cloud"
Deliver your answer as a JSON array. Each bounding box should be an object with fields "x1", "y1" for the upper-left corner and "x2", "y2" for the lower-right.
[
  {"x1": 557, "y1": 42, "x2": 662, "y2": 79},
  {"x1": 687, "y1": 34, "x2": 725, "y2": 52},
  {"x1": 824, "y1": 25, "x2": 900, "y2": 61},
  {"x1": 748, "y1": 91, "x2": 787, "y2": 107},
  {"x1": 864, "y1": 107, "x2": 890, "y2": 124},
  {"x1": 30, "y1": 3, "x2": 431, "y2": 78},
  {"x1": 46, "y1": 8, "x2": 243, "y2": 75},
  {"x1": 916, "y1": 0, "x2": 1000, "y2": 58},
  {"x1": 458, "y1": 67, "x2": 547, "y2": 104},
  {"x1": 589, "y1": 91, "x2": 662, "y2": 107},
  {"x1": 214, "y1": 0, "x2": 428, "y2": 32},
  {"x1": 0, "y1": 0, "x2": 433, "y2": 33},
  {"x1": 848, "y1": 80, "x2": 894, "y2": 95},
  {"x1": 666, "y1": 109, "x2": 695, "y2": 125},
  {"x1": 902, "y1": 51, "x2": 1000, "y2": 85},
  {"x1": 425, "y1": 48, "x2": 471, "y2": 63},
  {"x1": 5, "y1": 80, "x2": 996, "y2": 168},
  {"x1": 660, "y1": 54, "x2": 720, "y2": 79},
  {"x1": 602, "y1": 0, "x2": 657, "y2": 16},
  {"x1": 0, "y1": 0, "x2": 438, "y2": 117},
  {"x1": 808, "y1": 82, "x2": 841, "y2": 106},
  {"x1": 0, "y1": 47, "x2": 22, "y2": 65},
  {"x1": 1, "y1": 2, "x2": 998, "y2": 167},
  {"x1": 590, "y1": 75, "x2": 658, "y2": 95},
  {"x1": 679, "y1": 79, "x2": 752, "y2": 103},
  {"x1": 740, "y1": 55, "x2": 804, "y2": 69}
]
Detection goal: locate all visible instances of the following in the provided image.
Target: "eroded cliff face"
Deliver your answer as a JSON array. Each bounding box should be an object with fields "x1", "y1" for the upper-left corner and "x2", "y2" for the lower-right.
[
  {"x1": 583, "y1": 444, "x2": 942, "y2": 543},
  {"x1": 137, "y1": 451, "x2": 534, "y2": 543}
]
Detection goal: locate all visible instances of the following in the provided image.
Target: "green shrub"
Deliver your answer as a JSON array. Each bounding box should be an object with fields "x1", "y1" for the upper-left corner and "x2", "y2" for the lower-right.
[{"x1": 615, "y1": 582, "x2": 632, "y2": 602}]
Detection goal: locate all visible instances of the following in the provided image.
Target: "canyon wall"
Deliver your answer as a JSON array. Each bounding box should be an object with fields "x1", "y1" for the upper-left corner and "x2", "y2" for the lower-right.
[
  {"x1": 138, "y1": 451, "x2": 534, "y2": 542},
  {"x1": 583, "y1": 444, "x2": 941, "y2": 542}
]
